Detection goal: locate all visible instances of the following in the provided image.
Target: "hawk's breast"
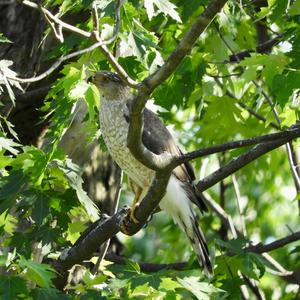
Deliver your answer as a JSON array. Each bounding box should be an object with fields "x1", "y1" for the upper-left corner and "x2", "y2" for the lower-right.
[{"x1": 99, "y1": 99, "x2": 154, "y2": 188}]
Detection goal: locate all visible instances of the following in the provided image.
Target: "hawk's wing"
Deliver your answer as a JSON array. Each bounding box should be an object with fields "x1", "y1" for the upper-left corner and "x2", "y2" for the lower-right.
[{"x1": 141, "y1": 108, "x2": 207, "y2": 212}]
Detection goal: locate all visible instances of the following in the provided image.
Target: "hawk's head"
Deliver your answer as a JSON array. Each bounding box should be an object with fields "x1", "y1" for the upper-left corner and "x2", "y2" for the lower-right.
[{"x1": 90, "y1": 71, "x2": 130, "y2": 101}]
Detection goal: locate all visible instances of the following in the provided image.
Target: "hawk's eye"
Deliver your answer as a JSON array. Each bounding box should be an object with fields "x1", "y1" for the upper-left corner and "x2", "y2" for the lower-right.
[{"x1": 102, "y1": 76, "x2": 109, "y2": 82}]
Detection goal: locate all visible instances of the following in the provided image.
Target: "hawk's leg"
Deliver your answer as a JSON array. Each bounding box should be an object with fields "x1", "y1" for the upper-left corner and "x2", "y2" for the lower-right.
[
  {"x1": 129, "y1": 180, "x2": 143, "y2": 224},
  {"x1": 120, "y1": 181, "x2": 144, "y2": 235}
]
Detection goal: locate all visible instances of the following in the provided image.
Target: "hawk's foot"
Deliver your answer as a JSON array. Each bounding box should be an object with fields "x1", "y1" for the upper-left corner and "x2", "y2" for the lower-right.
[
  {"x1": 120, "y1": 204, "x2": 140, "y2": 236},
  {"x1": 130, "y1": 203, "x2": 140, "y2": 224},
  {"x1": 120, "y1": 221, "x2": 131, "y2": 235}
]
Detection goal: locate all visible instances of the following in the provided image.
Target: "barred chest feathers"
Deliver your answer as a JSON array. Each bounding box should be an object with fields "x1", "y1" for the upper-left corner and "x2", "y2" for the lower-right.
[{"x1": 99, "y1": 98, "x2": 154, "y2": 188}]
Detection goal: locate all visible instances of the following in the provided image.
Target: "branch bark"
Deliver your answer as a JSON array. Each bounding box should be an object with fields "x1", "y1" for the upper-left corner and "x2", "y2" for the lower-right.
[
  {"x1": 52, "y1": 207, "x2": 130, "y2": 290},
  {"x1": 196, "y1": 129, "x2": 300, "y2": 191}
]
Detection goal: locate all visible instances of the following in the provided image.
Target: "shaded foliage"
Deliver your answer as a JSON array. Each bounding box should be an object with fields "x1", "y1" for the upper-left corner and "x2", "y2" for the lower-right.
[{"x1": 0, "y1": 0, "x2": 300, "y2": 299}]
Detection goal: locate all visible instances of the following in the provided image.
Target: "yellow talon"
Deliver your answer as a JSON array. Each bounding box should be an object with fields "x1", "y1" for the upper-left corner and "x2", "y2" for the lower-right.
[
  {"x1": 120, "y1": 222, "x2": 131, "y2": 235},
  {"x1": 130, "y1": 204, "x2": 140, "y2": 224}
]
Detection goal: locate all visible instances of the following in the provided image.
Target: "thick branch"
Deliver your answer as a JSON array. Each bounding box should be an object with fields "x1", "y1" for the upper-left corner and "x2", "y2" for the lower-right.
[
  {"x1": 52, "y1": 207, "x2": 129, "y2": 290},
  {"x1": 105, "y1": 253, "x2": 187, "y2": 272},
  {"x1": 244, "y1": 231, "x2": 300, "y2": 254},
  {"x1": 127, "y1": 0, "x2": 228, "y2": 170},
  {"x1": 245, "y1": 231, "x2": 300, "y2": 254},
  {"x1": 177, "y1": 126, "x2": 300, "y2": 164},
  {"x1": 196, "y1": 129, "x2": 300, "y2": 191},
  {"x1": 144, "y1": 0, "x2": 227, "y2": 91}
]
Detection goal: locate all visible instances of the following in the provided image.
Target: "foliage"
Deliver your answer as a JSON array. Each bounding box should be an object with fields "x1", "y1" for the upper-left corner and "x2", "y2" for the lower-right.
[{"x1": 0, "y1": 0, "x2": 300, "y2": 299}]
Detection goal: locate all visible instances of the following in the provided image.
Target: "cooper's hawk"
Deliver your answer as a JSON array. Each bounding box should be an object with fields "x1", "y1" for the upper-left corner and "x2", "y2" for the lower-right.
[{"x1": 91, "y1": 71, "x2": 212, "y2": 275}]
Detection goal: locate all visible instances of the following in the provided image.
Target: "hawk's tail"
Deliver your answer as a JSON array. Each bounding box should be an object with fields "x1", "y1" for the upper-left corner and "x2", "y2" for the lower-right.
[
  {"x1": 187, "y1": 212, "x2": 213, "y2": 277},
  {"x1": 160, "y1": 176, "x2": 213, "y2": 276}
]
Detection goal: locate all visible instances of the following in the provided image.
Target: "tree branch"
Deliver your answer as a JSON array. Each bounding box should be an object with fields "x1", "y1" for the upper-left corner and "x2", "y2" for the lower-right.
[
  {"x1": 177, "y1": 126, "x2": 300, "y2": 164},
  {"x1": 52, "y1": 207, "x2": 130, "y2": 290},
  {"x1": 245, "y1": 230, "x2": 300, "y2": 254},
  {"x1": 9, "y1": 0, "x2": 137, "y2": 87},
  {"x1": 228, "y1": 33, "x2": 285, "y2": 62},
  {"x1": 6, "y1": 41, "x2": 105, "y2": 83},
  {"x1": 105, "y1": 253, "x2": 188, "y2": 272},
  {"x1": 127, "y1": 0, "x2": 228, "y2": 170},
  {"x1": 196, "y1": 126, "x2": 300, "y2": 192}
]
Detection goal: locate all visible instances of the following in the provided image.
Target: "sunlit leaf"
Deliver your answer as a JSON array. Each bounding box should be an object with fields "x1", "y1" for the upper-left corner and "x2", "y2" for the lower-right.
[{"x1": 19, "y1": 256, "x2": 56, "y2": 288}]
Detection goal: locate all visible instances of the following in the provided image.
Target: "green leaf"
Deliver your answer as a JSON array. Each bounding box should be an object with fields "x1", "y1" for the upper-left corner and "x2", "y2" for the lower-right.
[
  {"x1": 69, "y1": 80, "x2": 90, "y2": 101},
  {"x1": 0, "y1": 33, "x2": 12, "y2": 43},
  {"x1": 290, "y1": 245, "x2": 300, "y2": 254},
  {"x1": 159, "y1": 277, "x2": 182, "y2": 292},
  {"x1": 0, "y1": 171, "x2": 27, "y2": 214},
  {"x1": 83, "y1": 270, "x2": 106, "y2": 289},
  {"x1": 0, "y1": 210, "x2": 17, "y2": 235},
  {"x1": 269, "y1": 0, "x2": 288, "y2": 22},
  {"x1": 124, "y1": 259, "x2": 141, "y2": 275},
  {"x1": 31, "y1": 287, "x2": 71, "y2": 299},
  {"x1": 240, "y1": 54, "x2": 288, "y2": 86},
  {"x1": 32, "y1": 192, "x2": 50, "y2": 225},
  {"x1": 177, "y1": 276, "x2": 222, "y2": 300},
  {"x1": 11, "y1": 146, "x2": 48, "y2": 185},
  {"x1": 131, "y1": 274, "x2": 161, "y2": 290},
  {"x1": 19, "y1": 256, "x2": 56, "y2": 288},
  {"x1": 0, "y1": 136, "x2": 20, "y2": 155},
  {"x1": 289, "y1": 0, "x2": 300, "y2": 16},
  {"x1": 66, "y1": 220, "x2": 87, "y2": 244},
  {"x1": 85, "y1": 84, "x2": 100, "y2": 120},
  {"x1": 236, "y1": 253, "x2": 263, "y2": 280},
  {"x1": 56, "y1": 159, "x2": 99, "y2": 220},
  {"x1": 280, "y1": 108, "x2": 297, "y2": 127},
  {"x1": 144, "y1": 0, "x2": 181, "y2": 22},
  {"x1": 0, "y1": 151, "x2": 13, "y2": 168},
  {"x1": 0, "y1": 276, "x2": 27, "y2": 300},
  {"x1": 272, "y1": 72, "x2": 300, "y2": 108},
  {"x1": 118, "y1": 56, "x2": 145, "y2": 79}
]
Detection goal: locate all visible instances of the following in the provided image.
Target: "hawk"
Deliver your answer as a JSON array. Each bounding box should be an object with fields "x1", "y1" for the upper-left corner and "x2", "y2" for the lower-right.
[{"x1": 91, "y1": 71, "x2": 212, "y2": 275}]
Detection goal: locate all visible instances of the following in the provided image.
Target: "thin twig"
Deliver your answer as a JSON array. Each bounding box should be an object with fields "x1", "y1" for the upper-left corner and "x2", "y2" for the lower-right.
[
  {"x1": 5, "y1": 41, "x2": 104, "y2": 83},
  {"x1": 18, "y1": 0, "x2": 137, "y2": 87},
  {"x1": 204, "y1": 192, "x2": 239, "y2": 238},
  {"x1": 43, "y1": 10, "x2": 64, "y2": 42},
  {"x1": 22, "y1": 0, "x2": 92, "y2": 37},
  {"x1": 92, "y1": 1, "x2": 99, "y2": 33},
  {"x1": 232, "y1": 175, "x2": 247, "y2": 236},
  {"x1": 206, "y1": 72, "x2": 242, "y2": 78}
]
